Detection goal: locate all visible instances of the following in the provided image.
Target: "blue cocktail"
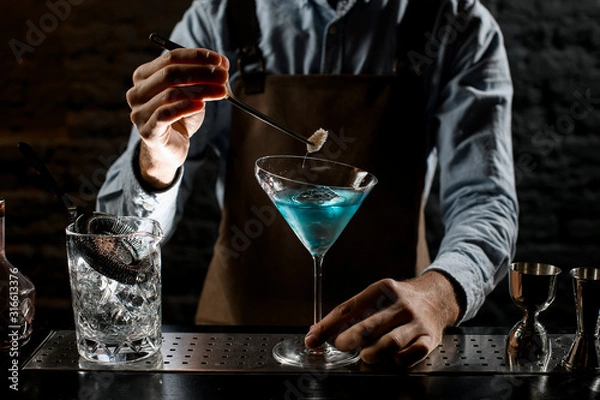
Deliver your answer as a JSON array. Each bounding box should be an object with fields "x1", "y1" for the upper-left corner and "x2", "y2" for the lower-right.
[{"x1": 255, "y1": 155, "x2": 378, "y2": 368}]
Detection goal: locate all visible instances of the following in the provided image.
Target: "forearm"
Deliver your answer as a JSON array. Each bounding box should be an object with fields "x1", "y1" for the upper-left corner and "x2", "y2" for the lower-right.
[
  {"x1": 96, "y1": 138, "x2": 182, "y2": 239},
  {"x1": 138, "y1": 140, "x2": 181, "y2": 191},
  {"x1": 411, "y1": 270, "x2": 462, "y2": 328}
]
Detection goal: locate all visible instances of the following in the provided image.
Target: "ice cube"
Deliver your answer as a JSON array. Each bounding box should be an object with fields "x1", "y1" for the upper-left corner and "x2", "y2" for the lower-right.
[
  {"x1": 116, "y1": 288, "x2": 145, "y2": 312},
  {"x1": 294, "y1": 187, "x2": 341, "y2": 204}
]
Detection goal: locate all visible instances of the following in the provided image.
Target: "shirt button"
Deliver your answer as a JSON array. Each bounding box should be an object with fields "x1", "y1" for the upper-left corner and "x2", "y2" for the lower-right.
[
  {"x1": 142, "y1": 201, "x2": 154, "y2": 211},
  {"x1": 329, "y1": 25, "x2": 338, "y2": 35}
]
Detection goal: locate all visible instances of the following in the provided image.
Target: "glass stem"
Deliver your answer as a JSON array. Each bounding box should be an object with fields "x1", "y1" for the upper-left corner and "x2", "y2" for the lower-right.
[{"x1": 312, "y1": 255, "x2": 324, "y2": 325}]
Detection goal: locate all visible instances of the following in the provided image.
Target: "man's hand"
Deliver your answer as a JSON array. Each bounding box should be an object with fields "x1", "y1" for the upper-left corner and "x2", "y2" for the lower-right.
[
  {"x1": 304, "y1": 271, "x2": 461, "y2": 368},
  {"x1": 125, "y1": 48, "x2": 230, "y2": 189}
]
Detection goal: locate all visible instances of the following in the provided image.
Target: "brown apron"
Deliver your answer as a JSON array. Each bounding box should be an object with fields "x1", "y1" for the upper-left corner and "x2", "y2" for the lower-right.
[{"x1": 196, "y1": 0, "x2": 437, "y2": 326}]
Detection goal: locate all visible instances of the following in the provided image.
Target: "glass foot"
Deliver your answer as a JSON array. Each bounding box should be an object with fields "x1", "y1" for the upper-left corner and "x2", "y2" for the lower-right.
[{"x1": 272, "y1": 337, "x2": 360, "y2": 369}]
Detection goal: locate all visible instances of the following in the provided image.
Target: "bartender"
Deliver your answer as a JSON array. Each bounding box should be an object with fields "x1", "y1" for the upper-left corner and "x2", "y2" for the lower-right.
[{"x1": 97, "y1": 0, "x2": 518, "y2": 367}]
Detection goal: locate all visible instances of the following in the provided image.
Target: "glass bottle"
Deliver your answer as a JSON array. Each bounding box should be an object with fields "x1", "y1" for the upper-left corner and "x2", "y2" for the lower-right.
[{"x1": 0, "y1": 198, "x2": 36, "y2": 350}]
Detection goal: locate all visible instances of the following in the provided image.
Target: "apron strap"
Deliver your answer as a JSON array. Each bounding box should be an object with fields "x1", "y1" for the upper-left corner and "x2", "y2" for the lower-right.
[{"x1": 226, "y1": 0, "x2": 266, "y2": 94}]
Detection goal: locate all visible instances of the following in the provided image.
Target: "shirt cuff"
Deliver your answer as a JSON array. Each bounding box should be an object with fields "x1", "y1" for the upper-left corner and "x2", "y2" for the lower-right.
[
  {"x1": 125, "y1": 144, "x2": 183, "y2": 220},
  {"x1": 423, "y1": 251, "x2": 487, "y2": 325}
]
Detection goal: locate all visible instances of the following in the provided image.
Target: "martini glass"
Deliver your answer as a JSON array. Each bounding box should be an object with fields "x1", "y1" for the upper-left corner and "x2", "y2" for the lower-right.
[{"x1": 255, "y1": 155, "x2": 378, "y2": 368}]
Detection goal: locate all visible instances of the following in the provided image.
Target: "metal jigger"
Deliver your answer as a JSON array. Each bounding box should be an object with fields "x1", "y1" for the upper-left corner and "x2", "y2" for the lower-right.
[
  {"x1": 561, "y1": 267, "x2": 600, "y2": 372},
  {"x1": 506, "y1": 262, "x2": 561, "y2": 370}
]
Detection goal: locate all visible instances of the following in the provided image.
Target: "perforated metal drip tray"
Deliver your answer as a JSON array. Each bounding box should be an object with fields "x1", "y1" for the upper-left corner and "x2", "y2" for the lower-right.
[{"x1": 24, "y1": 331, "x2": 574, "y2": 374}]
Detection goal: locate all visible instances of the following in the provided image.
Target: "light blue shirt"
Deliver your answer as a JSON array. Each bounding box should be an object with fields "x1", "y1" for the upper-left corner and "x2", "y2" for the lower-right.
[{"x1": 97, "y1": 0, "x2": 519, "y2": 323}]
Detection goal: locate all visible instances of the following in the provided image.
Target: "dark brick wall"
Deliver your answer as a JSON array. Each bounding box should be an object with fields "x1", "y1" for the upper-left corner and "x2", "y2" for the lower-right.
[{"x1": 1, "y1": 0, "x2": 598, "y2": 330}]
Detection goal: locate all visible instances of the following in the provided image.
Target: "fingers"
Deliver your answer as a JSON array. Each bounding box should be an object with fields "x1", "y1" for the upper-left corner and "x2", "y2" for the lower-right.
[
  {"x1": 333, "y1": 303, "x2": 412, "y2": 351},
  {"x1": 392, "y1": 337, "x2": 432, "y2": 368},
  {"x1": 130, "y1": 84, "x2": 223, "y2": 137},
  {"x1": 305, "y1": 279, "x2": 399, "y2": 348},
  {"x1": 128, "y1": 62, "x2": 228, "y2": 108},
  {"x1": 133, "y1": 48, "x2": 229, "y2": 83},
  {"x1": 359, "y1": 328, "x2": 434, "y2": 367},
  {"x1": 140, "y1": 99, "x2": 206, "y2": 142},
  {"x1": 126, "y1": 48, "x2": 229, "y2": 141}
]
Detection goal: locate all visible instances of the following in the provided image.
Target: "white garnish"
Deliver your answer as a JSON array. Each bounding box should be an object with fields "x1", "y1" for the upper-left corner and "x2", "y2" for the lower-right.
[{"x1": 307, "y1": 128, "x2": 329, "y2": 153}]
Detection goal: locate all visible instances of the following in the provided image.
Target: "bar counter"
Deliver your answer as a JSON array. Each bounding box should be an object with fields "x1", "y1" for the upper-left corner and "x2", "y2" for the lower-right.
[{"x1": 4, "y1": 324, "x2": 597, "y2": 399}]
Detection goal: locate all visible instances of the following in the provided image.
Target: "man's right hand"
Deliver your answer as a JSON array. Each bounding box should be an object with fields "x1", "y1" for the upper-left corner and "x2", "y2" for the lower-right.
[{"x1": 126, "y1": 48, "x2": 230, "y2": 190}]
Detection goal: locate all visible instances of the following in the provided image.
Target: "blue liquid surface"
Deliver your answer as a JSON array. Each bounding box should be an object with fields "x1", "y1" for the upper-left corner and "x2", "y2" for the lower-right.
[{"x1": 272, "y1": 187, "x2": 366, "y2": 256}]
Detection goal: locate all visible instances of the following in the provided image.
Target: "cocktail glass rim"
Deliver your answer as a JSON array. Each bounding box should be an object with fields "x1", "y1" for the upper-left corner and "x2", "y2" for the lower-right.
[{"x1": 255, "y1": 155, "x2": 378, "y2": 190}]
